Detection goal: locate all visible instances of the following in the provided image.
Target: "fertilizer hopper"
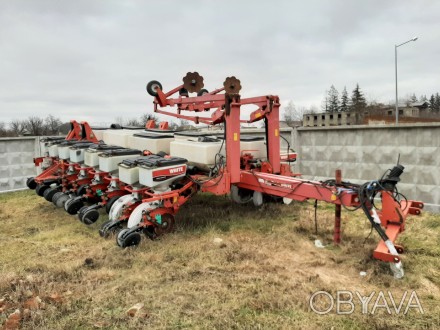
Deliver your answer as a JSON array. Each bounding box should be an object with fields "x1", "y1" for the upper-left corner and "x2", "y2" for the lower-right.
[
  {"x1": 127, "y1": 133, "x2": 175, "y2": 154},
  {"x1": 170, "y1": 133, "x2": 223, "y2": 171},
  {"x1": 102, "y1": 128, "x2": 146, "y2": 148}
]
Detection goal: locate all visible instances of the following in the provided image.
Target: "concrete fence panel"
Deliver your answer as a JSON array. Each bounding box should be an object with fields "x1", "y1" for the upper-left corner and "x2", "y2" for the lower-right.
[
  {"x1": 0, "y1": 137, "x2": 40, "y2": 192},
  {"x1": 295, "y1": 123, "x2": 440, "y2": 212}
]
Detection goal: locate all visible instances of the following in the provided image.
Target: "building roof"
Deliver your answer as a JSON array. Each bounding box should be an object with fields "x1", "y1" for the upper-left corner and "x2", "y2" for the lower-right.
[{"x1": 411, "y1": 101, "x2": 429, "y2": 107}]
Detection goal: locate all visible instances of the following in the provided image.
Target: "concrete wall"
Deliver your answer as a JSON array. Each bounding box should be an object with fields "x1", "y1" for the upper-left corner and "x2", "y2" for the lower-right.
[
  {"x1": 292, "y1": 123, "x2": 440, "y2": 213},
  {"x1": 0, "y1": 137, "x2": 40, "y2": 192},
  {"x1": 1, "y1": 125, "x2": 439, "y2": 213}
]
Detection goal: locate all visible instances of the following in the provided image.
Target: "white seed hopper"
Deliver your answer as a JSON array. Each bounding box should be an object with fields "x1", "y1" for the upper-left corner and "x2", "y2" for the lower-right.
[
  {"x1": 48, "y1": 139, "x2": 73, "y2": 157},
  {"x1": 69, "y1": 142, "x2": 96, "y2": 163},
  {"x1": 40, "y1": 137, "x2": 65, "y2": 156},
  {"x1": 173, "y1": 131, "x2": 221, "y2": 140},
  {"x1": 58, "y1": 140, "x2": 86, "y2": 160},
  {"x1": 137, "y1": 155, "x2": 187, "y2": 188},
  {"x1": 219, "y1": 135, "x2": 267, "y2": 159},
  {"x1": 102, "y1": 129, "x2": 146, "y2": 148},
  {"x1": 127, "y1": 133, "x2": 175, "y2": 154},
  {"x1": 118, "y1": 156, "x2": 151, "y2": 184},
  {"x1": 84, "y1": 144, "x2": 126, "y2": 167},
  {"x1": 170, "y1": 137, "x2": 223, "y2": 170},
  {"x1": 90, "y1": 127, "x2": 108, "y2": 141},
  {"x1": 98, "y1": 149, "x2": 142, "y2": 173},
  {"x1": 170, "y1": 132, "x2": 266, "y2": 169}
]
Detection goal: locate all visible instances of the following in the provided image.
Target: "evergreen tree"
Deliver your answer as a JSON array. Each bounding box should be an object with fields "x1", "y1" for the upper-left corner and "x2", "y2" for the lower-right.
[
  {"x1": 435, "y1": 93, "x2": 440, "y2": 112},
  {"x1": 321, "y1": 90, "x2": 329, "y2": 112},
  {"x1": 350, "y1": 83, "x2": 367, "y2": 112},
  {"x1": 429, "y1": 94, "x2": 436, "y2": 111},
  {"x1": 327, "y1": 85, "x2": 340, "y2": 112},
  {"x1": 420, "y1": 95, "x2": 428, "y2": 102},
  {"x1": 340, "y1": 86, "x2": 349, "y2": 112}
]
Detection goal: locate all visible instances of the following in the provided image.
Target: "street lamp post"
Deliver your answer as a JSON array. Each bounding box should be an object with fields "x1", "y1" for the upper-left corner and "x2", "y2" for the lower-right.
[{"x1": 395, "y1": 37, "x2": 418, "y2": 125}]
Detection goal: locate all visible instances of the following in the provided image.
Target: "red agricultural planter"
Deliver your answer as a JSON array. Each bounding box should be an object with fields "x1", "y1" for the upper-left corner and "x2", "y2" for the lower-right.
[
  {"x1": 28, "y1": 121, "x2": 99, "y2": 199},
  {"x1": 111, "y1": 72, "x2": 423, "y2": 279}
]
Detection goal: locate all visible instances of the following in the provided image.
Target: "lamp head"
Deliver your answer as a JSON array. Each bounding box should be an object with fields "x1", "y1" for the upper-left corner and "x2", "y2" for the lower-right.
[{"x1": 412, "y1": 37, "x2": 418, "y2": 41}]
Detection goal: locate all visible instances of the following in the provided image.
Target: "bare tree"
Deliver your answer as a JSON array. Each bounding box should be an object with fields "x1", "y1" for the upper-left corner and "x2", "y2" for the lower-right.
[
  {"x1": 139, "y1": 114, "x2": 159, "y2": 127},
  {"x1": 24, "y1": 116, "x2": 45, "y2": 136},
  {"x1": 0, "y1": 122, "x2": 7, "y2": 137},
  {"x1": 283, "y1": 101, "x2": 296, "y2": 126},
  {"x1": 125, "y1": 118, "x2": 141, "y2": 126},
  {"x1": 10, "y1": 119, "x2": 26, "y2": 136},
  {"x1": 45, "y1": 114, "x2": 62, "y2": 135},
  {"x1": 283, "y1": 101, "x2": 314, "y2": 126},
  {"x1": 113, "y1": 116, "x2": 125, "y2": 126}
]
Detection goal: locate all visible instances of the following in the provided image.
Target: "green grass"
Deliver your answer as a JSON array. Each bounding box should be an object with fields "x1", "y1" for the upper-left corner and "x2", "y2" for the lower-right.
[{"x1": 0, "y1": 190, "x2": 439, "y2": 329}]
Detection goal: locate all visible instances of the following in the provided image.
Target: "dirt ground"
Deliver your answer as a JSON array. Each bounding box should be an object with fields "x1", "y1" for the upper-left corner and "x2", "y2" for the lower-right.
[{"x1": 0, "y1": 190, "x2": 439, "y2": 329}]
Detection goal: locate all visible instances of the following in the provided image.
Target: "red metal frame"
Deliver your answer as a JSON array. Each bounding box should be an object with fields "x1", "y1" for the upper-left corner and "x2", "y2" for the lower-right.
[{"x1": 137, "y1": 77, "x2": 423, "y2": 268}]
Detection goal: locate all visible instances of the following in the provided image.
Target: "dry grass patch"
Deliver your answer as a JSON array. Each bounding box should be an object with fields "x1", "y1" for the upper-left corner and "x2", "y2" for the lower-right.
[{"x1": 0, "y1": 190, "x2": 438, "y2": 329}]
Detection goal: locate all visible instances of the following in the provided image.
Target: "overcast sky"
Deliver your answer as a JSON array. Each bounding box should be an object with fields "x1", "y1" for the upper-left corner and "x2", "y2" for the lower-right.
[{"x1": 1, "y1": 0, "x2": 439, "y2": 125}]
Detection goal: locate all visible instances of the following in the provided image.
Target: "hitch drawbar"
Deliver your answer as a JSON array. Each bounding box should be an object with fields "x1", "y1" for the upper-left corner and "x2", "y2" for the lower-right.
[{"x1": 357, "y1": 165, "x2": 423, "y2": 278}]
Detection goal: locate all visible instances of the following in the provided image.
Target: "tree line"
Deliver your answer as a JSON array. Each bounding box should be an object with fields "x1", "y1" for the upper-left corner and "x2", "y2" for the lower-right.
[
  {"x1": 0, "y1": 114, "x2": 190, "y2": 138},
  {"x1": 323, "y1": 84, "x2": 440, "y2": 113},
  {"x1": 323, "y1": 84, "x2": 367, "y2": 113},
  {"x1": 0, "y1": 115, "x2": 64, "y2": 137}
]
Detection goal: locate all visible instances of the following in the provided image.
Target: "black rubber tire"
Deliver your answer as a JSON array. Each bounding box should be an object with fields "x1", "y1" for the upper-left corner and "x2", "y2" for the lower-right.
[
  {"x1": 146, "y1": 80, "x2": 163, "y2": 96},
  {"x1": 82, "y1": 209, "x2": 100, "y2": 225},
  {"x1": 99, "y1": 220, "x2": 113, "y2": 238},
  {"x1": 43, "y1": 187, "x2": 52, "y2": 200},
  {"x1": 44, "y1": 187, "x2": 59, "y2": 202},
  {"x1": 99, "y1": 220, "x2": 123, "y2": 238},
  {"x1": 230, "y1": 185, "x2": 253, "y2": 204},
  {"x1": 26, "y1": 177, "x2": 37, "y2": 190},
  {"x1": 55, "y1": 193, "x2": 70, "y2": 208},
  {"x1": 116, "y1": 229, "x2": 129, "y2": 247},
  {"x1": 36, "y1": 184, "x2": 50, "y2": 197},
  {"x1": 105, "y1": 196, "x2": 121, "y2": 214},
  {"x1": 64, "y1": 197, "x2": 74, "y2": 211},
  {"x1": 197, "y1": 88, "x2": 209, "y2": 96},
  {"x1": 117, "y1": 229, "x2": 141, "y2": 248},
  {"x1": 52, "y1": 191, "x2": 64, "y2": 204},
  {"x1": 66, "y1": 199, "x2": 84, "y2": 215},
  {"x1": 76, "y1": 184, "x2": 88, "y2": 197},
  {"x1": 77, "y1": 206, "x2": 89, "y2": 221}
]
